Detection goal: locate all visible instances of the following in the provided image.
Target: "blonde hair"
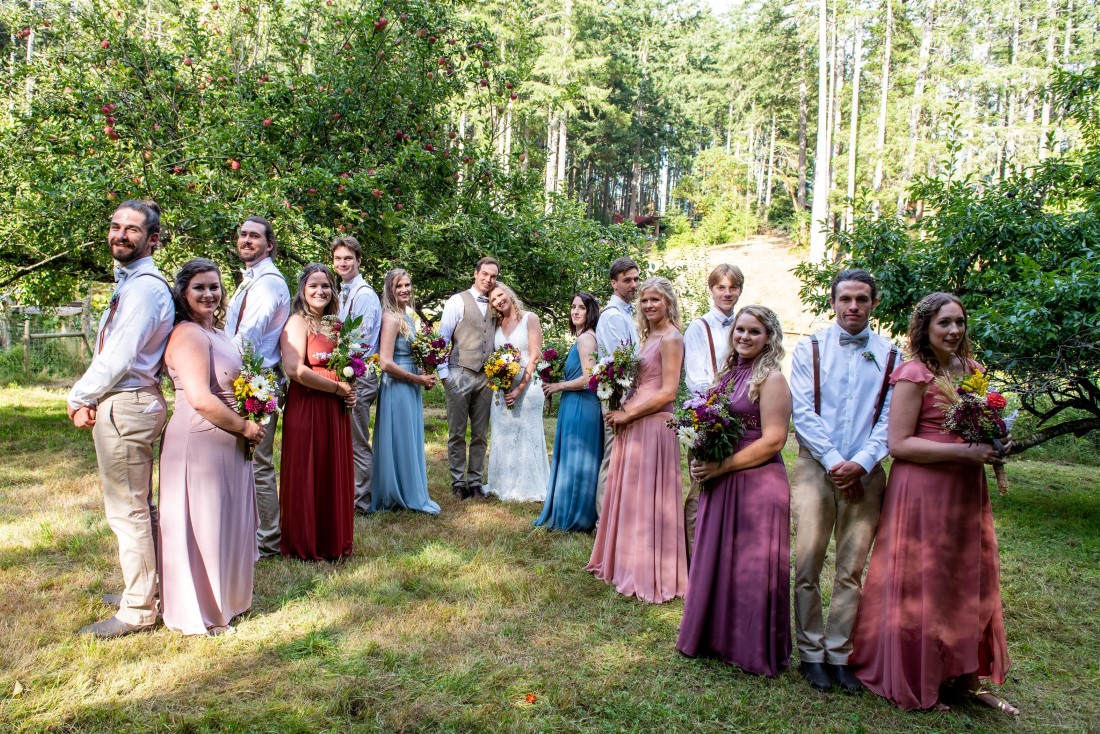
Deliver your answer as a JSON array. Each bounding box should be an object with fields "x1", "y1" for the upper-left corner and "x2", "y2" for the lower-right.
[
  {"x1": 382, "y1": 268, "x2": 414, "y2": 339},
  {"x1": 717, "y1": 305, "x2": 785, "y2": 403},
  {"x1": 489, "y1": 282, "x2": 524, "y2": 325},
  {"x1": 708, "y1": 263, "x2": 745, "y2": 290},
  {"x1": 636, "y1": 276, "x2": 682, "y2": 341}
]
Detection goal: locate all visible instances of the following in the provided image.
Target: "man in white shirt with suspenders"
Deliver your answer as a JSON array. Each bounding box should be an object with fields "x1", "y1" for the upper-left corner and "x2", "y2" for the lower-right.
[
  {"x1": 682, "y1": 264, "x2": 743, "y2": 561},
  {"x1": 332, "y1": 236, "x2": 382, "y2": 515},
  {"x1": 68, "y1": 200, "x2": 174, "y2": 638},
  {"x1": 225, "y1": 216, "x2": 291, "y2": 558},
  {"x1": 790, "y1": 269, "x2": 898, "y2": 694},
  {"x1": 593, "y1": 257, "x2": 641, "y2": 517}
]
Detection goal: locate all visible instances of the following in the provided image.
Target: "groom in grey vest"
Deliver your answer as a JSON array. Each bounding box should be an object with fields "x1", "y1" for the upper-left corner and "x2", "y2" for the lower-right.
[{"x1": 439, "y1": 257, "x2": 500, "y2": 499}]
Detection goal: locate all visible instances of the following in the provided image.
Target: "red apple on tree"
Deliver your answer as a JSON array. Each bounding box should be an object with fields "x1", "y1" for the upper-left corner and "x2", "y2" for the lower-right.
[
  {"x1": 374, "y1": 17, "x2": 388, "y2": 30},
  {"x1": 263, "y1": 118, "x2": 272, "y2": 126},
  {"x1": 100, "y1": 40, "x2": 110, "y2": 49},
  {"x1": 229, "y1": 159, "x2": 241, "y2": 170}
]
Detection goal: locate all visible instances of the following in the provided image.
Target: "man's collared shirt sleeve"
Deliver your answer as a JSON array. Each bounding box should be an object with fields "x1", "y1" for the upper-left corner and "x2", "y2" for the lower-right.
[{"x1": 436, "y1": 292, "x2": 465, "y2": 379}]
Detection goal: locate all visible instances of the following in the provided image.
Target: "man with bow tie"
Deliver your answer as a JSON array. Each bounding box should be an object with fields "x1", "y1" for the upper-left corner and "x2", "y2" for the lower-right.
[
  {"x1": 681, "y1": 263, "x2": 744, "y2": 561},
  {"x1": 225, "y1": 215, "x2": 290, "y2": 557},
  {"x1": 331, "y1": 235, "x2": 382, "y2": 515},
  {"x1": 67, "y1": 200, "x2": 174, "y2": 638},
  {"x1": 593, "y1": 257, "x2": 641, "y2": 518},
  {"x1": 790, "y1": 269, "x2": 899, "y2": 694},
  {"x1": 438, "y1": 257, "x2": 499, "y2": 500}
]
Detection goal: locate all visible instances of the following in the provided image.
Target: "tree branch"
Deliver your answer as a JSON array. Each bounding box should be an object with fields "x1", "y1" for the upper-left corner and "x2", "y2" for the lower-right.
[
  {"x1": 1010, "y1": 416, "x2": 1100, "y2": 454},
  {"x1": 0, "y1": 242, "x2": 98, "y2": 289}
]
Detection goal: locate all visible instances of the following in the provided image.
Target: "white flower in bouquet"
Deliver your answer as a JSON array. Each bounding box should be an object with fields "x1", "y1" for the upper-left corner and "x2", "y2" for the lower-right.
[
  {"x1": 342, "y1": 366, "x2": 355, "y2": 378},
  {"x1": 249, "y1": 374, "x2": 271, "y2": 396},
  {"x1": 616, "y1": 377, "x2": 633, "y2": 389},
  {"x1": 261, "y1": 414, "x2": 273, "y2": 426},
  {"x1": 502, "y1": 353, "x2": 515, "y2": 363},
  {"x1": 537, "y1": 360, "x2": 550, "y2": 372},
  {"x1": 677, "y1": 426, "x2": 699, "y2": 448},
  {"x1": 596, "y1": 383, "x2": 613, "y2": 401}
]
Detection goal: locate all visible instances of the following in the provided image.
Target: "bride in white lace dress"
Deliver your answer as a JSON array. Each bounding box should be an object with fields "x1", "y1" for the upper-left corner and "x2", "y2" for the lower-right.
[{"x1": 484, "y1": 283, "x2": 549, "y2": 502}]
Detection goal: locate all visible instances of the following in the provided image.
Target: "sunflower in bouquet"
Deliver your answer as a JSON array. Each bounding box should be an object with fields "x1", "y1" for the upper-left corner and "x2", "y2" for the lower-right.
[
  {"x1": 233, "y1": 342, "x2": 282, "y2": 459},
  {"x1": 485, "y1": 343, "x2": 523, "y2": 409}
]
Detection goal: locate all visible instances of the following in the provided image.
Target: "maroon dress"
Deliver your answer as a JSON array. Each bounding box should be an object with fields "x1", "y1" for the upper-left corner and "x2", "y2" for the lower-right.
[
  {"x1": 676, "y1": 357, "x2": 792, "y2": 675},
  {"x1": 850, "y1": 359, "x2": 1010, "y2": 709},
  {"x1": 279, "y1": 330, "x2": 355, "y2": 561}
]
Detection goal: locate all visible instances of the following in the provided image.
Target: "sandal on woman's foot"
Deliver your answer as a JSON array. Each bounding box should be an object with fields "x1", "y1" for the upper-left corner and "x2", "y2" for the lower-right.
[{"x1": 969, "y1": 687, "x2": 1020, "y2": 716}]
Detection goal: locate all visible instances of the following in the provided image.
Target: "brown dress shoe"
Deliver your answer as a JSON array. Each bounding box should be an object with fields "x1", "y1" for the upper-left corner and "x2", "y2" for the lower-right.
[{"x1": 79, "y1": 616, "x2": 154, "y2": 639}]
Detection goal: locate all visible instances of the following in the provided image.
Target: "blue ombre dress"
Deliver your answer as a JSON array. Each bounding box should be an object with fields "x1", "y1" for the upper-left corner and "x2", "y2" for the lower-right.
[
  {"x1": 534, "y1": 342, "x2": 604, "y2": 531},
  {"x1": 370, "y1": 316, "x2": 441, "y2": 515}
]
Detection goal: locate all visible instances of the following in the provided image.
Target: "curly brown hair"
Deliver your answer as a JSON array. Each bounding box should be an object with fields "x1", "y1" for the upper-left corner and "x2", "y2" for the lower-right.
[{"x1": 907, "y1": 292, "x2": 972, "y2": 373}]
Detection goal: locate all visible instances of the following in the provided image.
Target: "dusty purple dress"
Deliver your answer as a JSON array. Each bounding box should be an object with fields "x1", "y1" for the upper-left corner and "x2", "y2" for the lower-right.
[
  {"x1": 159, "y1": 325, "x2": 257, "y2": 635},
  {"x1": 676, "y1": 356, "x2": 792, "y2": 676}
]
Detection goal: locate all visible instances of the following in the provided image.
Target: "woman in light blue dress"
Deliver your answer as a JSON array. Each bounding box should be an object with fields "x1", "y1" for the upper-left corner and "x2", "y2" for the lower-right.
[
  {"x1": 370, "y1": 268, "x2": 441, "y2": 514},
  {"x1": 535, "y1": 292, "x2": 604, "y2": 532}
]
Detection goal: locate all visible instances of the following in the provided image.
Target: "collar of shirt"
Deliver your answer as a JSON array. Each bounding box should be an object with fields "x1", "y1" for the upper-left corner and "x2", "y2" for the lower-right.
[
  {"x1": 707, "y1": 307, "x2": 736, "y2": 328},
  {"x1": 115, "y1": 255, "x2": 156, "y2": 280},
  {"x1": 343, "y1": 274, "x2": 365, "y2": 293},
  {"x1": 249, "y1": 256, "x2": 278, "y2": 277},
  {"x1": 609, "y1": 294, "x2": 634, "y2": 314},
  {"x1": 833, "y1": 322, "x2": 873, "y2": 347}
]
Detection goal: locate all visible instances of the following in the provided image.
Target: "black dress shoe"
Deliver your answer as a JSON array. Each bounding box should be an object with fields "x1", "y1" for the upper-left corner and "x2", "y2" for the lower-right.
[
  {"x1": 451, "y1": 482, "x2": 468, "y2": 499},
  {"x1": 469, "y1": 484, "x2": 487, "y2": 499},
  {"x1": 826, "y1": 663, "x2": 864, "y2": 693},
  {"x1": 800, "y1": 661, "x2": 834, "y2": 693}
]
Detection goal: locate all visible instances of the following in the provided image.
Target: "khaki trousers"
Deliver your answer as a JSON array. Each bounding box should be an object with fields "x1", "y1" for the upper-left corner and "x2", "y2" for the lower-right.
[
  {"x1": 594, "y1": 403, "x2": 614, "y2": 518},
  {"x1": 683, "y1": 477, "x2": 701, "y2": 562},
  {"x1": 791, "y1": 446, "x2": 885, "y2": 664},
  {"x1": 444, "y1": 366, "x2": 492, "y2": 488},
  {"x1": 253, "y1": 404, "x2": 281, "y2": 557},
  {"x1": 350, "y1": 371, "x2": 379, "y2": 513},
  {"x1": 92, "y1": 388, "x2": 166, "y2": 626}
]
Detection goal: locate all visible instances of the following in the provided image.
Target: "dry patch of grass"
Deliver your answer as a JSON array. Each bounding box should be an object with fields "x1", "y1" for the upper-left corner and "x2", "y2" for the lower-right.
[{"x1": 1, "y1": 386, "x2": 1097, "y2": 732}]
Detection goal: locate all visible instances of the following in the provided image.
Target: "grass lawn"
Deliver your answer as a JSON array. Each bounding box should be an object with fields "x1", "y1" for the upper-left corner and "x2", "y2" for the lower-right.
[{"x1": 1, "y1": 384, "x2": 1097, "y2": 733}]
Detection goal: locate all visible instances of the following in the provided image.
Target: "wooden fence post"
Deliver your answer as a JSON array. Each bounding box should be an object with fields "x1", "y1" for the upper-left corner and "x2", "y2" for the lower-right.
[{"x1": 23, "y1": 317, "x2": 31, "y2": 373}]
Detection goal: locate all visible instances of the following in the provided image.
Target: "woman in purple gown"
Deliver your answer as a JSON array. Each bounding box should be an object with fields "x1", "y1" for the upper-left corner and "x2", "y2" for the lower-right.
[
  {"x1": 159, "y1": 258, "x2": 264, "y2": 636},
  {"x1": 676, "y1": 305, "x2": 793, "y2": 676}
]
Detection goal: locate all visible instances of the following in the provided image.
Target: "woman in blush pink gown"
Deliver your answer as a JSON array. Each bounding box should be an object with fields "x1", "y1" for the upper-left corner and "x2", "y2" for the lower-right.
[
  {"x1": 586, "y1": 276, "x2": 687, "y2": 603},
  {"x1": 159, "y1": 258, "x2": 265, "y2": 636},
  {"x1": 849, "y1": 292, "x2": 1018, "y2": 716}
]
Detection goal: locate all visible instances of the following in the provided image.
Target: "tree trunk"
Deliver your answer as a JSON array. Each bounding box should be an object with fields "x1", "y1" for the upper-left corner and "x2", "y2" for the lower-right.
[
  {"x1": 765, "y1": 112, "x2": 777, "y2": 220},
  {"x1": 545, "y1": 107, "x2": 558, "y2": 211},
  {"x1": 846, "y1": 19, "x2": 864, "y2": 231},
  {"x1": 897, "y1": 0, "x2": 936, "y2": 216},
  {"x1": 810, "y1": 0, "x2": 831, "y2": 261},
  {"x1": 556, "y1": 111, "x2": 567, "y2": 195},
  {"x1": 871, "y1": 0, "x2": 892, "y2": 216},
  {"x1": 798, "y1": 79, "x2": 808, "y2": 211}
]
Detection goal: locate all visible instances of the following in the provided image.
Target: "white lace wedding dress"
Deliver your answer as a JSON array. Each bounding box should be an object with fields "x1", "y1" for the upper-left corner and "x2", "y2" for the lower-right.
[{"x1": 485, "y1": 312, "x2": 549, "y2": 502}]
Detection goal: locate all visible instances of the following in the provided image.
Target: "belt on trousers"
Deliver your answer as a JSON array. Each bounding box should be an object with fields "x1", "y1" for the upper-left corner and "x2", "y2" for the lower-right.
[{"x1": 100, "y1": 385, "x2": 163, "y2": 401}]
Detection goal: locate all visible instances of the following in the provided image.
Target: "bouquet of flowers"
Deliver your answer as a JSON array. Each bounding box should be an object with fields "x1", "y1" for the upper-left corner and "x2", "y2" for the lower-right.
[
  {"x1": 667, "y1": 385, "x2": 746, "y2": 467},
  {"x1": 233, "y1": 342, "x2": 282, "y2": 459},
  {"x1": 313, "y1": 314, "x2": 371, "y2": 412},
  {"x1": 536, "y1": 342, "x2": 568, "y2": 413},
  {"x1": 935, "y1": 369, "x2": 1019, "y2": 495},
  {"x1": 365, "y1": 353, "x2": 382, "y2": 380},
  {"x1": 485, "y1": 343, "x2": 523, "y2": 408},
  {"x1": 587, "y1": 341, "x2": 640, "y2": 411},
  {"x1": 410, "y1": 322, "x2": 451, "y2": 375}
]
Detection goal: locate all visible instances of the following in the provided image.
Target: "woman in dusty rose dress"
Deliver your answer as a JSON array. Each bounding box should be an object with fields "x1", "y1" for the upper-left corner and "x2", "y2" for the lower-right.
[
  {"x1": 159, "y1": 258, "x2": 265, "y2": 636},
  {"x1": 586, "y1": 276, "x2": 687, "y2": 603},
  {"x1": 677, "y1": 305, "x2": 792, "y2": 676},
  {"x1": 278, "y1": 263, "x2": 357, "y2": 561},
  {"x1": 850, "y1": 292, "x2": 1018, "y2": 715}
]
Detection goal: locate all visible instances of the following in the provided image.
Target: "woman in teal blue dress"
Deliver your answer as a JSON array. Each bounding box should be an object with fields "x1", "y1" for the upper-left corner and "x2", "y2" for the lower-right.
[
  {"x1": 535, "y1": 292, "x2": 604, "y2": 532},
  {"x1": 371, "y1": 268, "x2": 441, "y2": 514}
]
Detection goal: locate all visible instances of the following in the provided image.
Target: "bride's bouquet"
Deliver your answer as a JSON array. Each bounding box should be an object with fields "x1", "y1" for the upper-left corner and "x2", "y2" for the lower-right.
[
  {"x1": 485, "y1": 343, "x2": 523, "y2": 409},
  {"x1": 410, "y1": 322, "x2": 451, "y2": 375},
  {"x1": 587, "y1": 341, "x2": 640, "y2": 411},
  {"x1": 934, "y1": 369, "x2": 1018, "y2": 495},
  {"x1": 667, "y1": 384, "x2": 745, "y2": 468},
  {"x1": 314, "y1": 314, "x2": 371, "y2": 412},
  {"x1": 233, "y1": 342, "x2": 282, "y2": 459}
]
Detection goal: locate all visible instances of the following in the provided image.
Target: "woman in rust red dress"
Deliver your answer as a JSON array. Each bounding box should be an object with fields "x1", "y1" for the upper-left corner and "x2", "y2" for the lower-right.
[
  {"x1": 849, "y1": 292, "x2": 1017, "y2": 715},
  {"x1": 278, "y1": 263, "x2": 356, "y2": 561}
]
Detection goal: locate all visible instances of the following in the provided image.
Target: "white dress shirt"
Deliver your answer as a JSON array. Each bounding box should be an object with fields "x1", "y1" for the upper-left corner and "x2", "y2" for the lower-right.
[
  {"x1": 595, "y1": 294, "x2": 639, "y2": 360},
  {"x1": 67, "y1": 256, "x2": 174, "y2": 409},
  {"x1": 437, "y1": 287, "x2": 489, "y2": 379},
  {"x1": 338, "y1": 274, "x2": 382, "y2": 358},
  {"x1": 790, "y1": 323, "x2": 897, "y2": 473},
  {"x1": 225, "y1": 257, "x2": 290, "y2": 370},
  {"x1": 683, "y1": 307, "x2": 735, "y2": 394}
]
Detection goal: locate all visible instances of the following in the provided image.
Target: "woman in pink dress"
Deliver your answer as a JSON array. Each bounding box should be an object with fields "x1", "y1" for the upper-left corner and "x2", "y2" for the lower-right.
[
  {"x1": 278, "y1": 263, "x2": 357, "y2": 561},
  {"x1": 159, "y1": 258, "x2": 265, "y2": 636},
  {"x1": 677, "y1": 305, "x2": 792, "y2": 676},
  {"x1": 850, "y1": 292, "x2": 1018, "y2": 715},
  {"x1": 586, "y1": 276, "x2": 687, "y2": 603}
]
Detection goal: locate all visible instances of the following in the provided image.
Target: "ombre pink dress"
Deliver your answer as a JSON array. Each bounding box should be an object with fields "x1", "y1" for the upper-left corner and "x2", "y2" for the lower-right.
[
  {"x1": 849, "y1": 359, "x2": 1011, "y2": 709},
  {"x1": 159, "y1": 326, "x2": 257, "y2": 635},
  {"x1": 586, "y1": 334, "x2": 688, "y2": 603}
]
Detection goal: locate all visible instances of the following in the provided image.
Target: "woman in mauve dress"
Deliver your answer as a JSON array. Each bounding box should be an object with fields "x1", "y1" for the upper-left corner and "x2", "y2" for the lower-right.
[
  {"x1": 585, "y1": 276, "x2": 687, "y2": 603},
  {"x1": 159, "y1": 258, "x2": 264, "y2": 636},
  {"x1": 278, "y1": 263, "x2": 356, "y2": 561},
  {"x1": 676, "y1": 305, "x2": 793, "y2": 676},
  {"x1": 849, "y1": 292, "x2": 1018, "y2": 716}
]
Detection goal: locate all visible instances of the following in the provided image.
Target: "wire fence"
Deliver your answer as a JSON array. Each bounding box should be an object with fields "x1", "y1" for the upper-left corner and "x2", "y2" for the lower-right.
[{"x1": 0, "y1": 302, "x2": 94, "y2": 381}]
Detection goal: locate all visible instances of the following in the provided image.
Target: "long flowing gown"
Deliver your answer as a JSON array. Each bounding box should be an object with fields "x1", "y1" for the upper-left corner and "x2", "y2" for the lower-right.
[
  {"x1": 485, "y1": 311, "x2": 549, "y2": 502},
  {"x1": 279, "y1": 329, "x2": 355, "y2": 561},
  {"x1": 371, "y1": 315, "x2": 440, "y2": 514},
  {"x1": 585, "y1": 333, "x2": 688, "y2": 603},
  {"x1": 676, "y1": 357, "x2": 792, "y2": 675},
  {"x1": 159, "y1": 326, "x2": 256, "y2": 635},
  {"x1": 534, "y1": 341, "x2": 603, "y2": 532},
  {"x1": 849, "y1": 359, "x2": 1011, "y2": 710}
]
